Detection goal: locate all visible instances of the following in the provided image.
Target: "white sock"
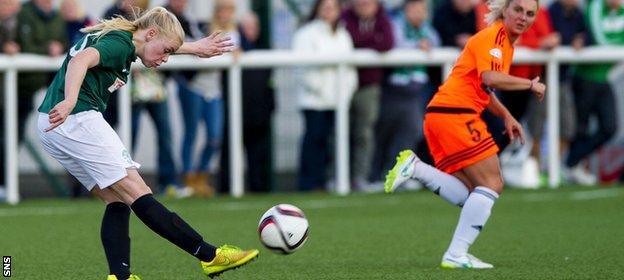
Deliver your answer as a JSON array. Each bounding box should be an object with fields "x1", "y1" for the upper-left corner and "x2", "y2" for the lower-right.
[
  {"x1": 412, "y1": 161, "x2": 469, "y2": 206},
  {"x1": 446, "y1": 186, "x2": 498, "y2": 257}
]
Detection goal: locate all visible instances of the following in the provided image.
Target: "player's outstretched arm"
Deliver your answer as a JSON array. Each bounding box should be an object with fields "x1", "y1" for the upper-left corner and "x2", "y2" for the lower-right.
[
  {"x1": 481, "y1": 71, "x2": 546, "y2": 101},
  {"x1": 176, "y1": 31, "x2": 234, "y2": 58}
]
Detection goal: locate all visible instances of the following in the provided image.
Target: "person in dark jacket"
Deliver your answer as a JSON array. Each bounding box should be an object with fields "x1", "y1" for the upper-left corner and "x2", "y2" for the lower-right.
[
  {"x1": 219, "y1": 11, "x2": 276, "y2": 193},
  {"x1": 432, "y1": 0, "x2": 476, "y2": 48},
  {"x1": 240, "y1": 12, "x2": 275, "y2": 192},
  {"x1": 341, "y1": 0, "x2": 394, "y2": 190},
  {"x1": 0, "y1": 0, "x2": 21, "y2": 192}
]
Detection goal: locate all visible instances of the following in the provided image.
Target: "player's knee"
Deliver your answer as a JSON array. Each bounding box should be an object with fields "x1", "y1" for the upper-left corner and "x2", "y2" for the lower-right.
[
  {"x1": 114, "y1": 177, "x2": 153, "y2": 203},
  {"x1": 488, "y1": 176, "x2": 504, "y2": 194}
]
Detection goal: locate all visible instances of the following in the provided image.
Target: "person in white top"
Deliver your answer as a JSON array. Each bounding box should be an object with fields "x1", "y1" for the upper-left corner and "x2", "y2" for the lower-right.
[
  {"x1": 180, "y1": 0, "x2": 240, "y2": 196},
  {"x1": 292, "y1": 0, "x2": 358, "y2": 191}
]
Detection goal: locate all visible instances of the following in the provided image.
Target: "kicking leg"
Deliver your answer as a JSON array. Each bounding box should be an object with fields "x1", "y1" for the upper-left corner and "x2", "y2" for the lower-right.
[
  {"x1": 92, "y1": 187, "x2": 132, "y2": 280},
  {"x1": 110, "y1": 169, "x2": 258, "y2": 277},
  {"x1": 442, "y1": 155, "x2": 502, "y2": 269},
  {"x1": 385, "y1": 150, "x2": 469, "y2": 206}
]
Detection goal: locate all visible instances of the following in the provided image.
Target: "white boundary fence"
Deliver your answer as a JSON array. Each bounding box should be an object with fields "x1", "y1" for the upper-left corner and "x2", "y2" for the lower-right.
[{"x1": 2, "y1": 46, "x2": 624, "y2": 204}]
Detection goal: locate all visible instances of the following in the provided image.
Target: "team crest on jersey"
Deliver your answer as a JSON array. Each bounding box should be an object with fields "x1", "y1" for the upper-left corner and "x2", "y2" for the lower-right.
[
  {"x1": 108, "y1": 78, "x2": 126, "y2": 92},
  {"x1": 489, "y1": 48, "x2": 502, "y2": 60}
]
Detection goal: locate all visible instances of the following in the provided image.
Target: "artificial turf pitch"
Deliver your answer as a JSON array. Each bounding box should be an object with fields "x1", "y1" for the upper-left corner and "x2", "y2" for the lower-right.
[{"x1": 1, "y1": 186, "x2": 622, "y2": 279}]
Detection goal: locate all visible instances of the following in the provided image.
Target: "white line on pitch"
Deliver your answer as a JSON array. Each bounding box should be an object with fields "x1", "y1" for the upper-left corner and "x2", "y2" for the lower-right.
[
  {"x1": 570, "y1": 188, "x2": 623, "y2": 200},
  {"x1": 521, "y1": 188, "x2": 623, "y2": 202},
  {"x1": 0, "y1": 197, "x2": 402, "y2": 217}
]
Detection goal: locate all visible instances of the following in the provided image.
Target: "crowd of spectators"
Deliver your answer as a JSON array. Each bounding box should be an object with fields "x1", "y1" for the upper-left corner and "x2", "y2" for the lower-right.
[{"x1": 1, "y1": 0, "x2": 622, "y2": 199}]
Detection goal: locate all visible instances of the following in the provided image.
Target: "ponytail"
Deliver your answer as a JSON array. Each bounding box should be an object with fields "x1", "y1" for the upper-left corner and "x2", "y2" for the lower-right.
[{"x1": 81, "y1": 6, "x2": 185, "y2": 46}]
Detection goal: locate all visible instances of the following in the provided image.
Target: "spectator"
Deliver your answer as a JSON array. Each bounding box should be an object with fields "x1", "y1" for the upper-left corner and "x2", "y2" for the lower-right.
[
  {"x1": 181, "y1": 0, "x2": 239, "y2": 196},
  {"x1": 3, "y1": 0, "x2": 66, "y2": 193},
  {"x1": 548, "y1": 0, "x2": 587, "y2": 138},
  {"x1": 293, "y1": 0, "x2": 357, "y2": 192},
  {"x1": 240, "y1": 12, "x2": 276, "y2": 193},
  {"x1": 0, "y1": 0, "x2": 21, "y2": 193},
  {"x1": 433, "y1": 0, "x2": 477, "y2": 48},
  {"x1": 164, "y1": 0, "x2": 213, "y2": 197},
  {"x1": 475, "y1": 0, "x2": 489, "y2": 31},
  {"x1": 563, "y1": 0, "x2": 621, "y2": 185},
  {"x1": 60, "y1": 0, "x2": 93, "y2": 45},
  {"x1": 15, "y1": 0, "x2": 67, "y2": 139},
  {"x1": 342, "y1": 0, "x2": 394, "y2": 190},
  {"x1": 369, "y1": 0, "x2": 439, "y2": 189},
  {"x1": 0, "y1": 0, "x2": 19, "y2": 55},
  {"x1": 131, "y1": 68, "x2": 193, "y2": 198}
]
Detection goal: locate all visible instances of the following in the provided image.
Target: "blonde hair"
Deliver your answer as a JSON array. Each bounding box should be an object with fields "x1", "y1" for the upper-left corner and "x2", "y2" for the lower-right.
[
  {"x1": 484, "y1": 0, "x2": 539, "y2": 26},
  {"x1": 81, "y1": 6, "x2": 185, "y2": 47},
  {"x1": 211, "y1": 0, "x2": 237, "y2": 32}
]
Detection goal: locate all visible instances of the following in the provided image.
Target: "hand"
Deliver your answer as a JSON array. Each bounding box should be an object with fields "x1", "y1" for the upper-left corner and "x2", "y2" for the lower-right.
[
  {"x1": 48, "y1": 41, "x2": 65, "y2": 57},
  {"x1": 530, "y1": 76, "x2": 546, "y2": 101},
  {"x1": 572, "y1": 35, "x2": 584, "y2": 50},
  {"x1": 503, "y1": 114, "x2": 525, "y2": 145},
  {"x1": 540, "y1": 33, "x2": 561, "y2": 50},
  {"x1": 44, "y1": 100, "x2": 76, "y2": 132},
  {"x1": 455, "y1": 33, "x2": 471, "y2": 48},
  {"x1": 418, "y1": 39, "x2": 432, "y2": 51},
  {"x1": 191, "y1": 31, "x2": 235, "y2": 58},
  {"x1": 3, "y1": 41, "x2": 20, "y2": 55}
]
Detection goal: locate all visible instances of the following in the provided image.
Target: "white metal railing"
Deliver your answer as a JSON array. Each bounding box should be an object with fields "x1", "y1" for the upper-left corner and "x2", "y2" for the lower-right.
[{"x1": 2, "y1": 46, "x2": 624, "y2": 204}]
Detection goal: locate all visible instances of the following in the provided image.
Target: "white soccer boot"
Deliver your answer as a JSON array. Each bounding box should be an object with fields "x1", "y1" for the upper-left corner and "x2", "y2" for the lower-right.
[{"x1": 440, "y1": 252, "x2": 494, "y2": 269}]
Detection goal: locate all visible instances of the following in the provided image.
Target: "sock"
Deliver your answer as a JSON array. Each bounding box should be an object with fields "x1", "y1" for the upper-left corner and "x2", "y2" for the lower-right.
[
  {"x1": 446, "y1": 186, "x2": 498, "y2": 257},
  {"x1": 412, "y1": 161, "x2": 470, "y2": 206},
  {"x1": 130, "y1": 194, "x2": 217, "y2": 262},
  {"x1": 101, "y1": 202, "x2": 131, "y2": 280}
]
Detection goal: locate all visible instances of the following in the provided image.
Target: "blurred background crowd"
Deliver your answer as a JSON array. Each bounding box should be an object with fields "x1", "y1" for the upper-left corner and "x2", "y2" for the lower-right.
[{"x1": 1, "y1": 0, "x2": 623, "y2": 200}]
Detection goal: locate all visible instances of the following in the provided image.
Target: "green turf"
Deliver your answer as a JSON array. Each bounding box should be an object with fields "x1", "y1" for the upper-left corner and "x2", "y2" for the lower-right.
[{"x1": 1, "y1": 186, "x2": 623, "y2": 279}]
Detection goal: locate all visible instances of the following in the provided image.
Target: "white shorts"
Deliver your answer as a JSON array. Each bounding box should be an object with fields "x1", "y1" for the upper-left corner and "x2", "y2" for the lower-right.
[{"x1": 37, "y1": 111, "x2": 141, "y2": 191}]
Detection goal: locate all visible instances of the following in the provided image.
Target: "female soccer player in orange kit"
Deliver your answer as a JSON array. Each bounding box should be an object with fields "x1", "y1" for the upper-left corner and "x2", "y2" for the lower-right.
[{"x1": 385, "y1": 0, "x2": 546, "y2": 269}]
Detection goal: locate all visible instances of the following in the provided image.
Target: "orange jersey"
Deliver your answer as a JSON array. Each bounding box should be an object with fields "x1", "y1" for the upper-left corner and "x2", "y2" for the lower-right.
[{"x1": 429, "y1": 21, "x2": 514, "y2": 113}]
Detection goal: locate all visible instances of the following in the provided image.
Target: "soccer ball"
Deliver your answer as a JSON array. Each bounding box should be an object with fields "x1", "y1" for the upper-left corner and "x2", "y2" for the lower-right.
[{"x1": 258, "y1": 204, "x2": 309, "y2": 254}]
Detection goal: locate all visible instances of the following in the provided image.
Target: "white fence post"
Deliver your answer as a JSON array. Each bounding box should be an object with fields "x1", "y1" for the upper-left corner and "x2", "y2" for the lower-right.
[
  {"x1": 335, "y1": 63, "x2": 350, "y2": 195},
  {"x1": 547, "y1": 58, "x2": 560, "y2": 188},
  {"x1": 118, "y1": 78, "x2": 132, "y2": 151},
  {"x1": 228, "y1": 63, "x2": 244, "y2": 197},
  {"x1": 5, "y1": 69, "x2": 19, "y2": 204}
]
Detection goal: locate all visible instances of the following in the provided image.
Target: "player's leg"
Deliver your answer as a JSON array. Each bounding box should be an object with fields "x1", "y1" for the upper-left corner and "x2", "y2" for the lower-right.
[
  {"x1": 385, "y1": 112, "x2": 475, "y2": 206},
  {"x1": 384, "y1": 149, "x2": 470, "y2": 206},
  {"x1": 109, "y1": 169, "x2": 258, "y2": 277},
  {"x1": 37, "y1": 113, "x2": 137, "y2": 279},
  {"x1": 442, "y1": 155, "x2": 502, "y2": 269},
  {"x1": 92, "y1": 187, "x2": 133, "y2": 280}
]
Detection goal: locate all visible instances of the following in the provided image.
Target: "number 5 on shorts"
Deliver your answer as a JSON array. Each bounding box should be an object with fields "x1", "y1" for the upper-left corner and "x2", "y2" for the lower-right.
[{"x1": 465, "y1": 120, "x2": 481, "y2": 142}]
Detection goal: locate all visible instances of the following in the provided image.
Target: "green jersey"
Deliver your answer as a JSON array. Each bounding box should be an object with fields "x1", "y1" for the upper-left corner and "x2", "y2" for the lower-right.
[
  {"x1": 38, "y1": 30, "x2": 137, "y2": 114},
  {"x1": 576, "y1": 0, "x2": 624, "y2": 82}
]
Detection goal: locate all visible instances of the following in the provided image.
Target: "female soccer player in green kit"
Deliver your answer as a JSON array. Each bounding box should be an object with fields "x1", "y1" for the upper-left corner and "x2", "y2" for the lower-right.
[{"x1": 37, "y1": 7, "x2": 258, "y2": 280}]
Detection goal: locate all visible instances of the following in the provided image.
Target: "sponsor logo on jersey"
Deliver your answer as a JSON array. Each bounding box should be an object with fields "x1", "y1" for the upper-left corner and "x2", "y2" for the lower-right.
[
  {"x1": 489, "y1": 48, "x2": 502, "y2": 60},
  {"x1": 108, "y1": 78, "x2": 126, "y2": 92}
]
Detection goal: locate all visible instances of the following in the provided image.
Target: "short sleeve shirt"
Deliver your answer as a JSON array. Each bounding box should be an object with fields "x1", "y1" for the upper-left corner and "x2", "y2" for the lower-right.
[
  {"x1": 429, "y1": 21, "x2": 514, "y2": 112},
  {"x1": 38, "y1": 30, "x2": 137, "y2": 114}
]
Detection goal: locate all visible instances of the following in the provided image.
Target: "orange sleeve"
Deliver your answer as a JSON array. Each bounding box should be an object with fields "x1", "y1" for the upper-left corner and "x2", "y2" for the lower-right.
[{"x1": 473, "y1": 28, "x2": 506, "y2": 77}]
